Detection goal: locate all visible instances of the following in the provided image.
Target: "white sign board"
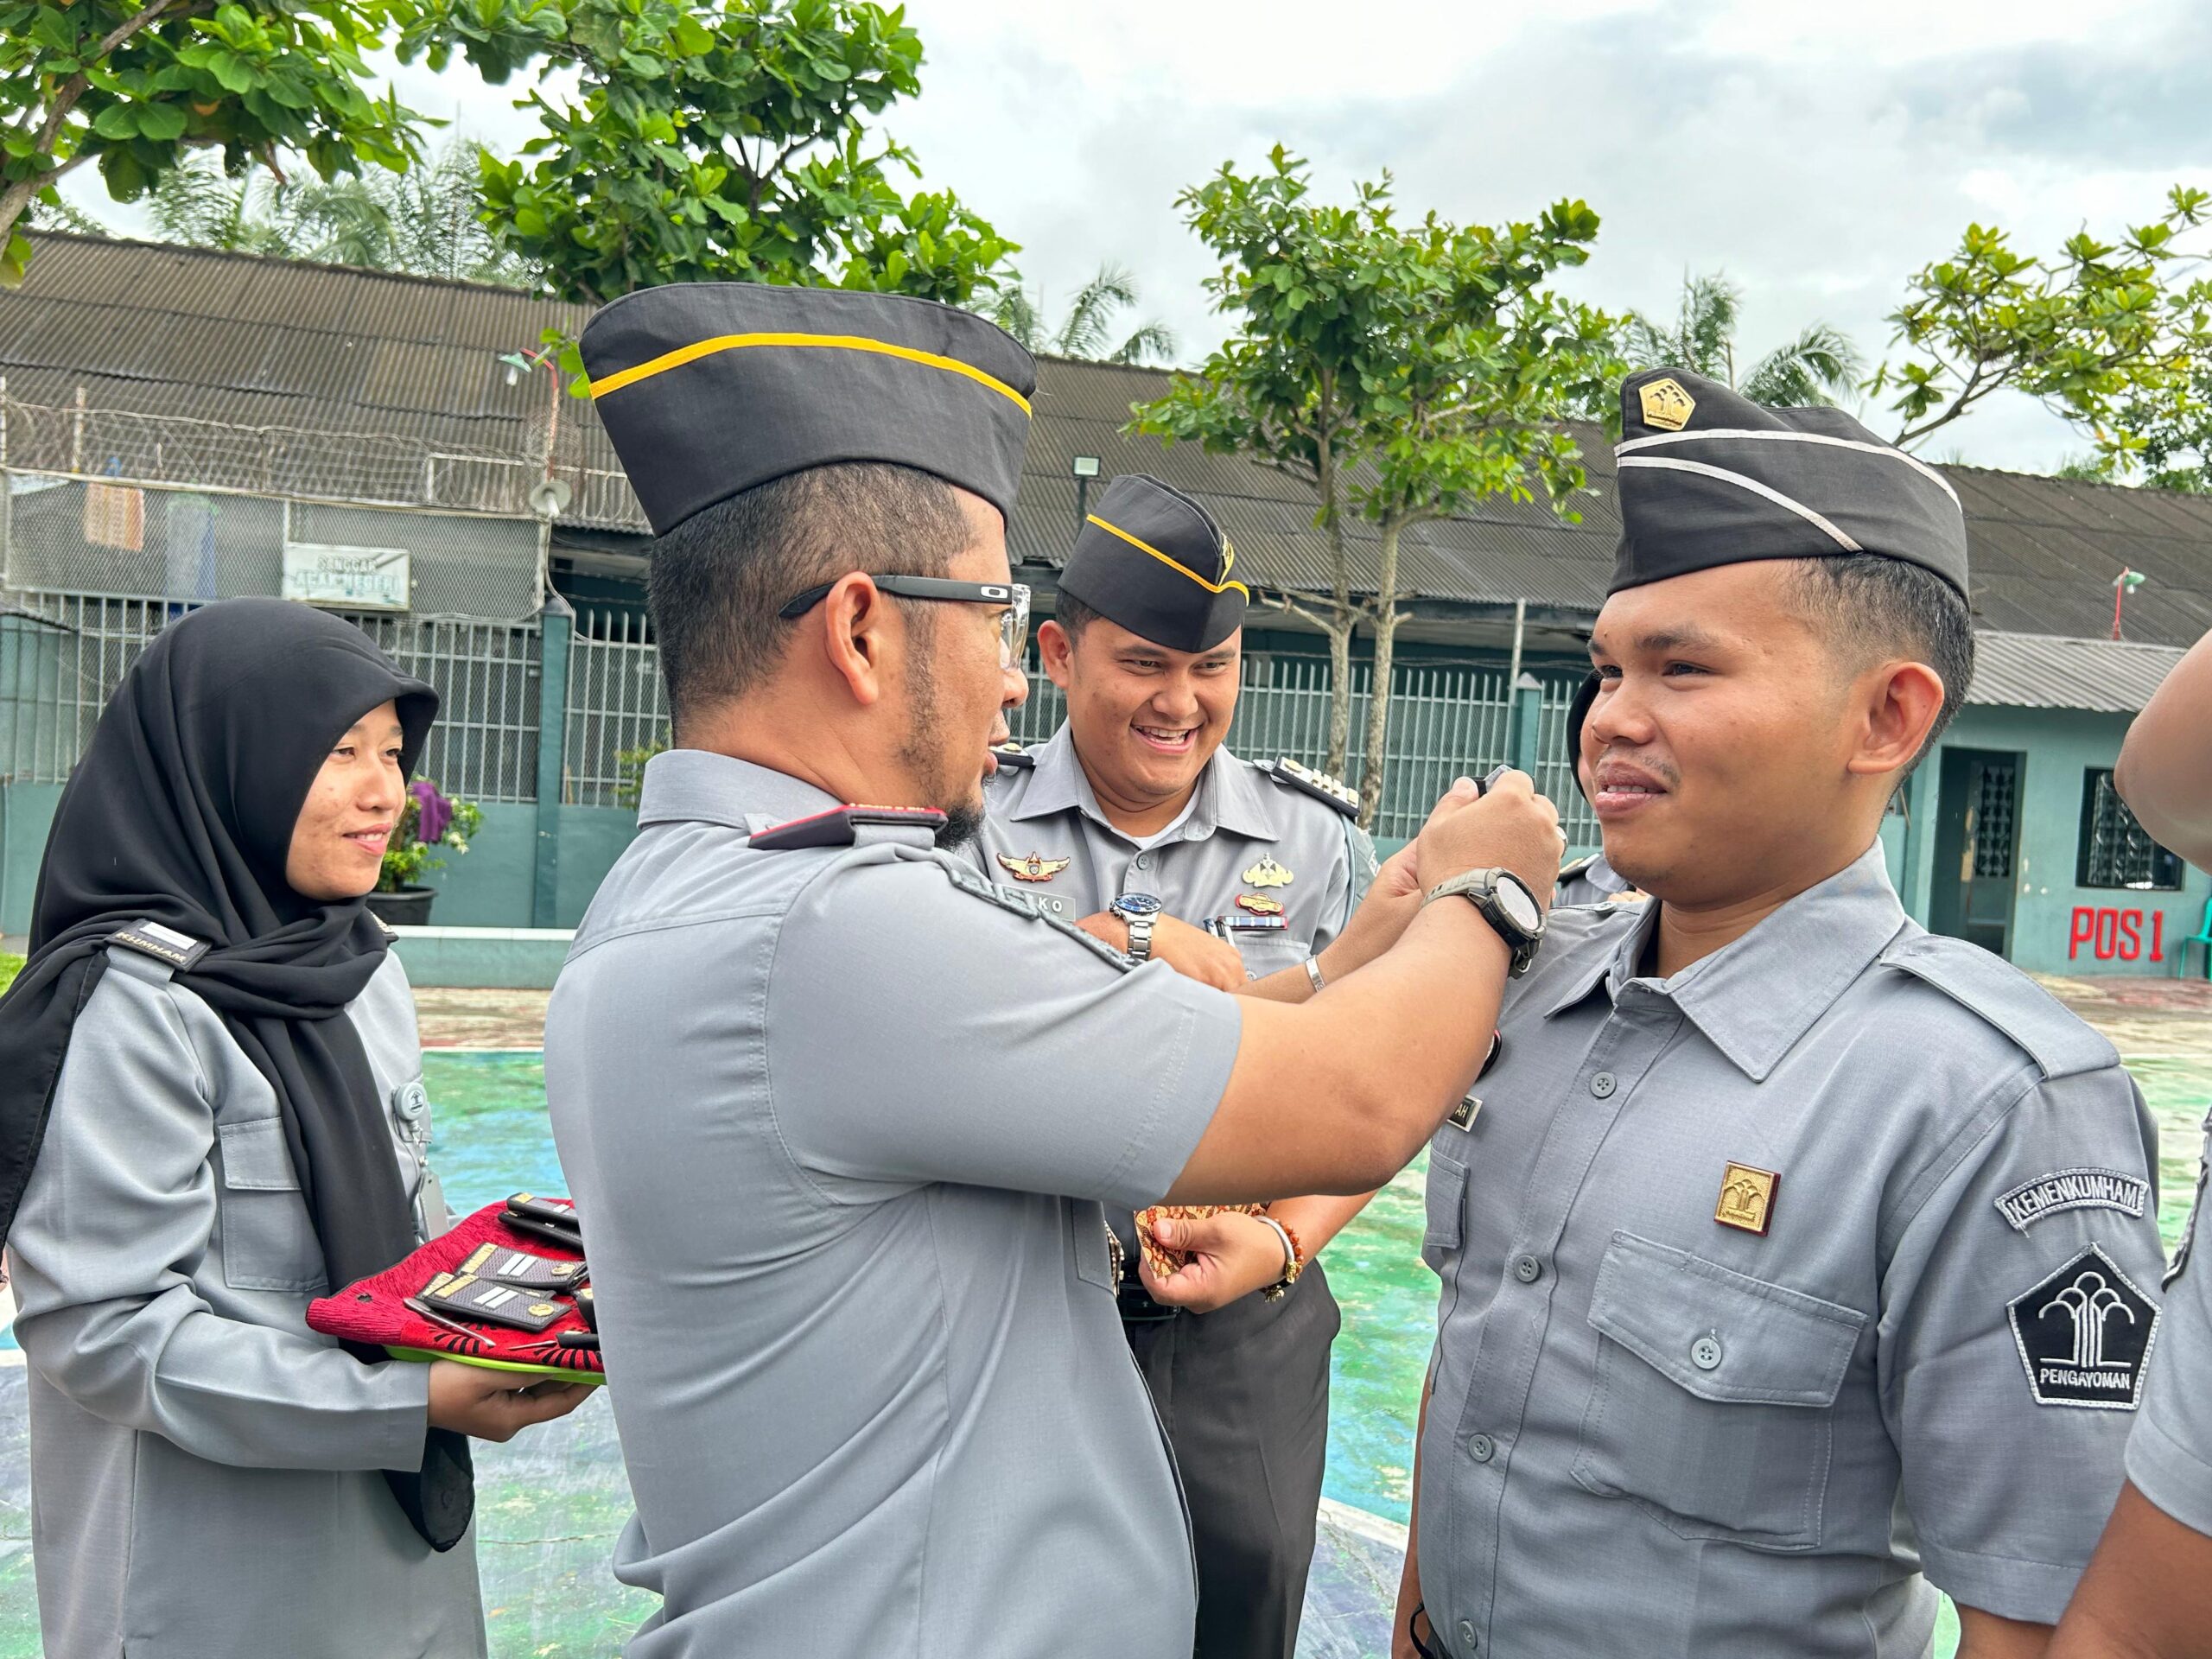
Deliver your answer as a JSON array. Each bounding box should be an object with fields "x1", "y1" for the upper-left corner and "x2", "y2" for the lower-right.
[{"x1": 282, "y1": 543, "x2": 411, "y2": 612}]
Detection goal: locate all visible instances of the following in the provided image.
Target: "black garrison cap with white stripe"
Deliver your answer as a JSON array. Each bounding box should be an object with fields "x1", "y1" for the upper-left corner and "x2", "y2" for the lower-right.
[
  {"x1": 582, "y1": 283, "x2": 1038, "y2": 536},
  {"x1": 1611, "y1": 366, "x2": 1968, "y2": 597},
  {"x1": 1058, "y1": 473, "x2": 1249, "y2": 652}
]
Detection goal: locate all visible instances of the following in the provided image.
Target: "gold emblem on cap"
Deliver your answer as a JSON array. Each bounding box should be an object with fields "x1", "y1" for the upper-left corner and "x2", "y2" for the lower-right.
[
  {"x1": 1639, "y1": 377, "x2": 1696, "y2": 432},
  {"x1": 1714, "y1": 1161, "x2": 1779, "y2": 1235},
  {"x1": 997, "y1": 850, "x2": 1071, "y2": 884},
  {"x1": 1243, "y1": 855, "x2": 1294, "y2": 888}
]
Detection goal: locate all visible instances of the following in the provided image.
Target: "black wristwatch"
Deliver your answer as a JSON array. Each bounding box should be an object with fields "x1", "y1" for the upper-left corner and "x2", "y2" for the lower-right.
[
  {"x1": 1109, "y1": 892, "x2": 1164, "y2": 962},
  {"x1": 1424, "y1": 868, "x2": 1546, "y2": 977}
]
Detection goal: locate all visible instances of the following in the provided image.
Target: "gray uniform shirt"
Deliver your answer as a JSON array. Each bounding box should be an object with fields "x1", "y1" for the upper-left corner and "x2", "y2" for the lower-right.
[
  {"x1": 543, "y1": 750, "x2": 1244, "y2": 1659},
  {"x1": 10, "y1": 948, "x2": 478, "y2": 1659},
  {"x1": 2129, "y1": 1120, "x2": 2212, "y2": 1533},
  {"x1": 1420, "y1": 845, "x2": 2164, "y2": 1658},
  {"x1": 975, "y1": 726, "x2": 1376, "y2": 972},
  {"x1": 1554, "y1": 851, "x2": 1634, "y2": 909}
]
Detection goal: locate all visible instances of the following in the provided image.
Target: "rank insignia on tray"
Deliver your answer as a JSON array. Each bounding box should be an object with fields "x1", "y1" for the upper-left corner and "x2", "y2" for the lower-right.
[
  {"x1": 1714, "y1": 1161, "x2": 1779, "y2": 1235},
  {"x1": 997, "y1": 850, "x2": 1071, "y2": 883},
  {"x1": 2008, "y1": 1243, "x2": 2158, "y2": 1410}
]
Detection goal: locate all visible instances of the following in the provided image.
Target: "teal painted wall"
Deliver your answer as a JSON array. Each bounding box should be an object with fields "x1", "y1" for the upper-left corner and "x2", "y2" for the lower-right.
[
  {"x1": 1895, "y1": 707, "x2": 2212, "y2": 977},
  {"x1": 0, "y1": 786, "x2": 638, "y2": 936}
]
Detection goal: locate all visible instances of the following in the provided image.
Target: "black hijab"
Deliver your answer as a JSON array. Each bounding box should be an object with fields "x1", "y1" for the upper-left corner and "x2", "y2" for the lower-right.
[{"x1": 0, "y1": 597, "x2": 473, "y2": 1548}]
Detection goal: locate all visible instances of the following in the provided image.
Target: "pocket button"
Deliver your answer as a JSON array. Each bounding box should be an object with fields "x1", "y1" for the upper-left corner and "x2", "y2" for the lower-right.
[
  {"x1": 1691, "y1": 1334, "x2": 1724, "y2": 1371},
  {"x1": 1513, "y1": 1254, "x2": 1542, "y2": 1284},
  {"x1": 1460, "y1": 1620, "x2": 1479, "y2": 1651}
]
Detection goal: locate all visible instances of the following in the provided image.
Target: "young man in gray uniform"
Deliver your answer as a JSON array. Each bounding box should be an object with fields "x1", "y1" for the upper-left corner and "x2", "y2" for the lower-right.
[
  {"x1": 976, "y1": 472, "x2": 1378, "y2": 1659},
  {"x1": 543, "y1": 282, "x2": 1568, "y2": 1659},
  {"x1": 1395, "y1": 369, "x2": 2167, "y2": 1659},
  {"x1": 2049, "y1": 628, "x2": 2212, "y2": 1657}
]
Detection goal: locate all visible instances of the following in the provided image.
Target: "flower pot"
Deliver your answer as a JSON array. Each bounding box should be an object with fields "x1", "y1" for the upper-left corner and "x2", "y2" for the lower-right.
[{"x1": 366, "y1": 887, "x2": 436, "y2": 929}]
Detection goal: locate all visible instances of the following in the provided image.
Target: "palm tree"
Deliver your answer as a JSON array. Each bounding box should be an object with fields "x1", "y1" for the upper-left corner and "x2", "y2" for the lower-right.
[
  {"x1": 991, "y1": 264, "x2": 1176, "y2": 365},
  {"x1": 1622, "y1": 271, "x2": 1865, "y2": 407},
  {"x1": 67, "y1": 143, "x2": 532, "y2": 287}
]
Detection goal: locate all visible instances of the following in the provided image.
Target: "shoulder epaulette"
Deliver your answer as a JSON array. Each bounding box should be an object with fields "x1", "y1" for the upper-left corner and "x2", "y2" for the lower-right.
[
  {"x1": 1258, "y1": 756, "x2": 1359, "y2": 818},
  {"x1": 991, "y1": 742, "x2": 1036, "y2": 771},
  {"x1": 1559, "y1": 853, "x2": 1598, "y2": 881},
  {"x1": 1882, "y1": 933, "x2": 2118, "y2": 1081},
  {"x1": 748, "y1": 804, "x2": 946, "y2": 850},
  {"x1": 108, "y1": 918, "x2": 211, "y2": 971}
]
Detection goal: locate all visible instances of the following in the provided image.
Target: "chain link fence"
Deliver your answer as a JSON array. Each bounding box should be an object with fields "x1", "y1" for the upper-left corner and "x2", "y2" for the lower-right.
[
  {"x1": 4, "y1": 472, "x2": 547, "y2": 622},
  {"x1": 0, "y1": 392, "x2": 640, "y2": 533}
]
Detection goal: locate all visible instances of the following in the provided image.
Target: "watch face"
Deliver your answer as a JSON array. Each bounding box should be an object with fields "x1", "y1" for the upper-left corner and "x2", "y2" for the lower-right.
[
  {"x1": 1115, "y1": 893, "x2": 1165, "y2": 917},
  {"x1": 1495, "y1": 877, "x2": 1543, "y2": 934}
]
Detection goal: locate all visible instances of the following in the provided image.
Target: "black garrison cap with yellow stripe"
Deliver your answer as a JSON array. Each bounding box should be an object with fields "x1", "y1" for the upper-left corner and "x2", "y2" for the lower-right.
[
  {"x1": 1611, "y1": 366, "x2": 1969, "y2": 597},
  {"x1": 1058, "y1": 474, "x2": 1248, "y2": 652},
  {"x1": 581, "y1": 283, "x2": 1038, "y2": 536}
]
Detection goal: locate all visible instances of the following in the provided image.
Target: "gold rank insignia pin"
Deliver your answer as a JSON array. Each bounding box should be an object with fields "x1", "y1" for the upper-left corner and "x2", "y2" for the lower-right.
[
  {"x1": 997, "y1": 850, "x2": 1071, "y2": 883},
  {"x1": 1236, "y1": 893, "x2": 1285, "y2": 916},
  {"x1": 1243, "y1": 854, "x2": 1294, "y2": 888},
  {"x1": 1639, "y1": 376, "x2": 1696, "y2": 432},
  {"x1": 1714, "y1": 1161, "x2": 1780, "y2": 1235}
]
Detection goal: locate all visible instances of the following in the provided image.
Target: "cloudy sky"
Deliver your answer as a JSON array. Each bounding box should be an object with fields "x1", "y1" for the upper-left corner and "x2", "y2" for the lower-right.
[{"x1": 66, "y1": 0, "x2": 2212, "y2": 473}]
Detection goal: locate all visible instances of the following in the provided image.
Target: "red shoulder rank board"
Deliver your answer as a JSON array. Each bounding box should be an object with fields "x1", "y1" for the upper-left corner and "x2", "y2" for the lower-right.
[{"x1": 748, "y1": 804, "x2": 948, "y2": 849}]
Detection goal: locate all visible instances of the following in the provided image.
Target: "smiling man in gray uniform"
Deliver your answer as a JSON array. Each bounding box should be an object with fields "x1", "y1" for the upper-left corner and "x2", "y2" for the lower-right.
[
  {"x1": 543, "y1": 282, "x2": 1568, "y2": 1659},
  {"x1": 976, "y1": 473, "x2": 1377, "y2": 1659},
  {"x1": 1396, "y1": 369, "x2": 2166, "y2": 1659}
]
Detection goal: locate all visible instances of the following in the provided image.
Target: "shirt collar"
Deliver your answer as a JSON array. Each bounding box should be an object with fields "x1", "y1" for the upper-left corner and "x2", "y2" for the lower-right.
[
  {"x1": 1547, "y1": 842, "x2": 1909, "y2": 1083},
  {"x1": 1007, "y1": 724, "x2": 1280, "y2": 843},
  {"x1": 634, "y1": 748, "x2": 839, "y2": 833}
]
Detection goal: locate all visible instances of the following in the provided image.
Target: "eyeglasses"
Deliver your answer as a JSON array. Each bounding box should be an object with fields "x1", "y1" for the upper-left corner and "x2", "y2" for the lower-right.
[{"x1": 778, "y1": 575, "x2": 1032, "y2": 669}]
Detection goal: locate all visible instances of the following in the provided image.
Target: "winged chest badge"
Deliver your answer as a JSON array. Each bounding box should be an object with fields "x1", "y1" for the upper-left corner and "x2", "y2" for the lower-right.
[
  {"x1": 1242, "y1": 854, "x2": 1294, "y2": 888},
  {"x1": 997, "y1": 850, "x2": 1071, "y2": 884}
]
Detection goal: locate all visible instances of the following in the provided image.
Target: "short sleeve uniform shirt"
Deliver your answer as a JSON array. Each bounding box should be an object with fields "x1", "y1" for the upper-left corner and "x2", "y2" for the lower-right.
[
  {"x1": 545, "y1": 750, "x2": 1244, "y2": 1659},
  {"x1": 1418, "y1": 845, "x2": 2164, "y2": 1658}
]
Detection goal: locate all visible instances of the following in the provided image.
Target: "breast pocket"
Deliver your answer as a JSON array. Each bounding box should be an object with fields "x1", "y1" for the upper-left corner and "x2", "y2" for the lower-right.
[
  {"x1": 1421, "y1": 1147, "x2": 1470, "y2": 1274},
  {"x1": 215, "y1": 1117, "x2": 326, "y2": 1294},
  {"x1": 1231, "y1": 933, "x2": 1307, "y2": 983},
  {"x1": 1571, "y1": 1230, "x2": 1866, "y2": 1551}
]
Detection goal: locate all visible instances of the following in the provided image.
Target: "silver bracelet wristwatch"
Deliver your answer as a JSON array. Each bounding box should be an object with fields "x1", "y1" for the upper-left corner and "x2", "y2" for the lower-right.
[
  {"x1": 1110, "y1": 893, "x2": 1164, "y2": 963},
  {"x1": 1424, "y1": 868, "x2": 1546, "y2": 977}
]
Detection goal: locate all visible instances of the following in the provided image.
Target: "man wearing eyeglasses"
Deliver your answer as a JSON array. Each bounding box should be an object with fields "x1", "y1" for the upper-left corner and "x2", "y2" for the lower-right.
[
  {"x1": 544, "y1": 282, "x2": 1566, "y2": 1659},
  {"x1": 973, "y1": 473, "x2": 1381, "y2": 1659}
]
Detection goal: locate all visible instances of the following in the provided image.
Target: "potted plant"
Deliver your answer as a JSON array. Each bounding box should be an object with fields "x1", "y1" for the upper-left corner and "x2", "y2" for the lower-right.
[{"x1": 368, "y1": 779, "x2": 482, "y2": 928}]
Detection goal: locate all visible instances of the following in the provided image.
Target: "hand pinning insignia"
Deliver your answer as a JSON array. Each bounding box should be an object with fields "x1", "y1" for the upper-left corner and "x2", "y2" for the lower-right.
[{"x1": 997, "y1": 850, "x2": 1071, "y2": 884}]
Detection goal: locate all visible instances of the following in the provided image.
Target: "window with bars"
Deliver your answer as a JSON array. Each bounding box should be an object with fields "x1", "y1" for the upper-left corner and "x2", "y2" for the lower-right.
[{"x1": 2077, "y1": 769, "x2": 2183, "y2": 890}]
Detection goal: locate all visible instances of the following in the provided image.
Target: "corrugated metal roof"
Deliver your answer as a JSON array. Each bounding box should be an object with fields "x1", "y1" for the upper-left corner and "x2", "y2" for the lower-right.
[
  {"x1": 1967, "y1": 632, "x2": 2185, "y2": 713},
  {"x1": 8, "y1": 232, "x2": 2212, "y2": 658}
]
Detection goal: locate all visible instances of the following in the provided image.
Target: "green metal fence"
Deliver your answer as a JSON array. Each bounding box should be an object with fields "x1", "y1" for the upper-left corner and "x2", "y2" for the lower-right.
[{"x1": 3, "y1": 589, "x2": 1599, "y2": 848}]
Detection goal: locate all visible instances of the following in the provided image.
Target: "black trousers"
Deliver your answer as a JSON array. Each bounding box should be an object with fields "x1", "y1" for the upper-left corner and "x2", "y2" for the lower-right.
[{"x1": 1124, "y1": 1260, "x2": 1341, "y2": 1659}]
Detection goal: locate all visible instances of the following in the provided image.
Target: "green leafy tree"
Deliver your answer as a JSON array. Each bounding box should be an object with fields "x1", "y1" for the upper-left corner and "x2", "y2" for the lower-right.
[
  {"x1": 1619, "y1": 270, "x2": 1865, "y2": 407},
  {"x1": 991, "y1": 264, "x2": 1175, "y2": 365},
  {"x1": 1871, "y1": 187, "x2": 2212, "y2": 464},
  {"x1": 0, "y1": 0, "x2": 442, "y2": 285},
  {"x1": 1132, "y1": 147, "x2": 1617, "y2": 823},
  {"x1": 2111, "y1": 358, "x2": 2212, "y2": 492},
  {"x1": 453, "y1": 0, "x2": 1013, "y2": 310}
]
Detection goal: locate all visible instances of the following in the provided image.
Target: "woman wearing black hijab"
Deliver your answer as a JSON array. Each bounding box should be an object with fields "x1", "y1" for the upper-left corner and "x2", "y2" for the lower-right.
[{"x1": 0, "y1": 600, "x2": 587, "y2": 1659}]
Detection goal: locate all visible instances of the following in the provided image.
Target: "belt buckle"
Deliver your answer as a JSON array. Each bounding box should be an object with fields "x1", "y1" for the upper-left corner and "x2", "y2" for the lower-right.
[{"x1": 1116, "y1": 1279, "x2": 1180, "y2": 1323}]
